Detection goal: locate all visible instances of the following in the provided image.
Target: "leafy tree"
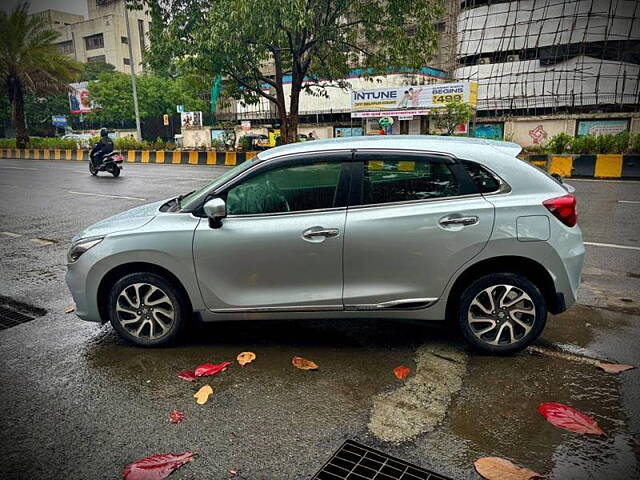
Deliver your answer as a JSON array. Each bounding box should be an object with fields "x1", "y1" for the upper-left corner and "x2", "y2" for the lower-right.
[
  {"x1": 0, "y1": 3, "x2": 82, "y2": 147},
  {"x1": 80, "y1": 62, "x2": 116, "y2": 81},
  {"x1": 130, "y1": 0, "x2": 444, "y2": 143},
  {"x1": 87, "y1": 71, "x2": 207, "y2": 123},
  {"x1": 431, "y1": 100, "x2": 474, "y2": 136}
]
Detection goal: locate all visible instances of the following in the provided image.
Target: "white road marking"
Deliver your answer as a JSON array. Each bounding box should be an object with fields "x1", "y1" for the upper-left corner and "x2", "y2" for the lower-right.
[
  {"x1": 584, "y1": 241, "x2": 640, "y2": 251},
  {"x1": 1, "y1": 231, "x2": 22, "y2": 237},
  {"x1": 67, "y1": 191, "x2": 146, "y2": 201},
  {"x1": 618, "y1": 200, "x2": 640, "y2": 204},
  {"x1": 0, "y1": 166, "x2": 37, "y2": 170}
]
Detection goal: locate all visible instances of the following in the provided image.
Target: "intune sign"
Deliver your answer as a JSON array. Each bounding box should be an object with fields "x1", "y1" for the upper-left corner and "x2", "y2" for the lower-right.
[{"x1": 351, "y1": 82, "x2": 476, "y2": 117}]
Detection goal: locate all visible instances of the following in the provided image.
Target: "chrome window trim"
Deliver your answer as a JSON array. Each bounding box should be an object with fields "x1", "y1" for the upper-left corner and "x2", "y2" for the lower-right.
[
  {"x1": 226, "y1": 206, "x2": 347, "y2": 219},
  {"x1": 347, "y1": 192, "x2": 484, "y2": 211}
]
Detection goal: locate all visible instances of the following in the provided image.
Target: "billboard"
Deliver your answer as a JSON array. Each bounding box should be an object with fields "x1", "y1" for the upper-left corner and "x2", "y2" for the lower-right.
[
  {"x1": 180, "y1": 111, "x2": 203, "y2": 128},
  {"x1": 576, "y1": 119, "x2": 629, "y2": 136},
  {"x1": 68, "y1": 82, "x2": 93, "y2": 114},
  {"x1": 351, "y1": 82, "x2": 477, "y2": 117}
]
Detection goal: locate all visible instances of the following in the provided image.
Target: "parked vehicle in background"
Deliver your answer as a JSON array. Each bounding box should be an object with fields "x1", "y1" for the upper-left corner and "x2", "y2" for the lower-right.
[{"x1": 66, "y1": 136, "x2": 584, "y2": 353}]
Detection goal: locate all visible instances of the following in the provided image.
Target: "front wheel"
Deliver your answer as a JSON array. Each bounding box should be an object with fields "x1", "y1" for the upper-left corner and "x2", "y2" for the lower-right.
[
  {"x1": 108, "y1": 272, "x2": 187, "y2": 347},
  {"x1": 89, "y1": 161, "x2": 98, "y2": 176},
  {"x1": 457, "y1": 273, "x2": 547, "y2": 354}
]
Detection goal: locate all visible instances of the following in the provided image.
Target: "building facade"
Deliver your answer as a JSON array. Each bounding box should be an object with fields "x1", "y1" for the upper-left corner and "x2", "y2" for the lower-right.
[
  {"x1": 37, "y1": 0, "x2": 151, "y2": 74},
  {"x1": 454, "y1": 0, "x2": 640, "y2": 146}
]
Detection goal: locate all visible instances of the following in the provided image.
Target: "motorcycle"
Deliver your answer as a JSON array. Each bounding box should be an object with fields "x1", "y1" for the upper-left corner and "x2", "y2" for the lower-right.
[{"x1": 89, "y1": 151, "x2": 124, "y2": 177}]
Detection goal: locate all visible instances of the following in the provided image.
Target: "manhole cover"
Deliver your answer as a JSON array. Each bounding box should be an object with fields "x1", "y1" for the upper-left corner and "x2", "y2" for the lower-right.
[
  {"x1": 312, "y1": 440, "x2": 454, "y2": 480},
  {"x1": 0, "y1": 297, "x2": 46, "y2": 331}
]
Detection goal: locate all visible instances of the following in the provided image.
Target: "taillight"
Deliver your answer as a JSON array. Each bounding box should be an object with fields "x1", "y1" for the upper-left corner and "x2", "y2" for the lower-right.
[{"x1": 543, "y1": 194, "x2": 577, "y2": 227}]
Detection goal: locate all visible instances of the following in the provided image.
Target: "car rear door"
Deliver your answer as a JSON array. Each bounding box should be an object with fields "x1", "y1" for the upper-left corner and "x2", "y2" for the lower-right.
[
  {"x1": 192, "y1": 152, "x2": 351, "y2": 312},
  {"x1": 342, "y1": 150, "x2": 495, "y2": 310}
]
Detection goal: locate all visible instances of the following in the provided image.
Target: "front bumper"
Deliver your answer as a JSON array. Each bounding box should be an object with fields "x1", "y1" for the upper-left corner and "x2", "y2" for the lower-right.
[{"x1": 65, "y1": 261, "x2": 101, "y2": 323}]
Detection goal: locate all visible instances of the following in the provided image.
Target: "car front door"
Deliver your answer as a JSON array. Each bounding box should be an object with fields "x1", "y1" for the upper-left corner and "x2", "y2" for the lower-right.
[
  {"x1": 343, "y1": 150, "x2": 495, "y2": 310},
  {"x1": 193, "y1": 152, "x2": 351, "y2": 312}
]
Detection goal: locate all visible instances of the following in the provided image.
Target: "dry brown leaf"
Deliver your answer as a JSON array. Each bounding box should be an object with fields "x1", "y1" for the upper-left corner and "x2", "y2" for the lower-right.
[
  {"x1": 292, "y1": 356, "x2": 318, "y2": 370},
  {"x1": 65, "y1": 305, "x2": 76, "y2": 314},
  {"x1": 474, "y1": 457, "x2": 541, "y2": 480},
  {"x1": 237, "y1": 351, "x2": 256, "y2": 366},
  {"x1": 194, "y1": 385, "x2": 213, "y2": 405},
  {"x1": 596, "y1": 362, "x2": 635, "y2": 374}
]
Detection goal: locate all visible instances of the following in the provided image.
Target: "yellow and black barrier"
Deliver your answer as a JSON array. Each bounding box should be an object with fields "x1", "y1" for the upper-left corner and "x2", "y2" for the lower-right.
[
  {"x1": 0, "y1": 149, "x2": 259, "y2": 166},
  {"x1": 527, "y1": 154, "x2": 639, "y2": 179}
]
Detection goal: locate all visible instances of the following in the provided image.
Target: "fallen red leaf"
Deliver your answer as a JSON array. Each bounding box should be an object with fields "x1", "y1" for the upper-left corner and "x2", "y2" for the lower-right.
[
  {"x1": 596, "y1": 362, "x2": 635, "y2": 374},
  {"x1": 538, "y1": 402, "x2": 605, "y2": 435},
  {"x1": 292, "y1": 356, "x2": 318, "y2": 370},
  {"x1": 169, "y1": 410, "x2": 185, "y2": 424},
  {"x1": 123, "y1": 452, "x2": 196, "y2": 480},
  {"x1": 393, "y1": 365, "x2": 410, "y2": 380},
  {"x1": 177, "y1": 370, "x2": 196, "y2": 382},
  {"x1": 195, "y1": 361, "x2": 231, "y2": 377},
  {"x1": 474, "y1": 457, "x2": 541, "y2": 480}
]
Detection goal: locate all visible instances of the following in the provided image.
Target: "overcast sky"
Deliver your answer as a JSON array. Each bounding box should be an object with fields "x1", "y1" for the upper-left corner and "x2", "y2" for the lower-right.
[{"x1": 3, "y1": 0, "x2": 88, "y2": 17}]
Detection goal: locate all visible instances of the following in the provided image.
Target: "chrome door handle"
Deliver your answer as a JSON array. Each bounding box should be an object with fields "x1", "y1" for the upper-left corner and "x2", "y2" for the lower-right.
[
  {"x1": 439, "y1": 216, "x2": 478, "y2": 226},
  {"x1": 302, "y1": 227, "x2": 340, "y2": 239}
]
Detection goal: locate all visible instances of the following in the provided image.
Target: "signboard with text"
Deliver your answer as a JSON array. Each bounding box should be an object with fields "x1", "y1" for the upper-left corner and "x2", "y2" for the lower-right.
[{"x1": 351, "y1": 82, "x2": 477, "y2": 117}]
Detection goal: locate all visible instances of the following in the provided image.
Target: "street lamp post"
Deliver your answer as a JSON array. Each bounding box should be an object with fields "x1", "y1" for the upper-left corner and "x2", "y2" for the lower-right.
[{"x1": 124, "y1": 2, "x2": 142, "y2": 141}]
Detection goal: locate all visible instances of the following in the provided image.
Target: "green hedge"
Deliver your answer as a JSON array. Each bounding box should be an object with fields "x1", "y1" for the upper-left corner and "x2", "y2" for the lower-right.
[
  {"x1": 0, "y1": 137, "x2": 79, "y2": 149},
  {"x1": 536, "y1": 132, "x2": 640, "y2": 155}
]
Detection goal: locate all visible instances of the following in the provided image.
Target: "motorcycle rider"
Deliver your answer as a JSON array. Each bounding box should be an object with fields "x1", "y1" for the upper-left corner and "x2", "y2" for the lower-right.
[{"x1": 90, "y1": 128, "x2": 114, "y2": 169}]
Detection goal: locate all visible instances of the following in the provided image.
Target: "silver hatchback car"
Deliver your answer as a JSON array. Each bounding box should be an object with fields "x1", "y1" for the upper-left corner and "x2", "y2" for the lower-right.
[{"x1": 66, "y1": 136, "x2": 584, "y2": 353}]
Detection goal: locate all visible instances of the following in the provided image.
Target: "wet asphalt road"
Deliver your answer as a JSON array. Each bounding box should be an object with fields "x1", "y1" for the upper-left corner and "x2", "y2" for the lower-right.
[{"x1": 0, "y1": 158, "x2": 639, "y2": 480}]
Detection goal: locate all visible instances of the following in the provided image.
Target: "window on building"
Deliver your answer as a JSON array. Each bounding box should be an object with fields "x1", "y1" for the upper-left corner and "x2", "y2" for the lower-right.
[
  {"x1": 84, "y1": 33, "x2": 104, "y2": 50},
  {"x1": 138, "y1": 19, "x2": 145, "y2": 52},
  {"x1": 56, "y1": 40, "x2": 74, "y2": 55},
  {"x1": 121, "y1": 36, "x2": 128, "y2": 44},
  {"x1": 123, "y1": 58, "x2": 131, "y2": 65},
  {"x1": 87, "y1": 55, "x2": 106, "y2": 63}
]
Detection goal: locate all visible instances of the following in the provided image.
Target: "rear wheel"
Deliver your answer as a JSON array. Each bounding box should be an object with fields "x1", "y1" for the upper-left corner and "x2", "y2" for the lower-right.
[
  {"x1": 110, "y1": 164, "x2": 121, "y2": 177},
  {"x1": 108, "y1": 272, "x2": 187, "y2": 347},
  {"x1": 457, "y1": 273, "x2": 546, "y2": 354}
]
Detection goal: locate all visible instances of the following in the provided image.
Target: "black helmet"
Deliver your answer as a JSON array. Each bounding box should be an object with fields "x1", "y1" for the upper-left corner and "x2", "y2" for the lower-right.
[{"x1": 100, "y1": 128, "x2": 108, "y2": 137}]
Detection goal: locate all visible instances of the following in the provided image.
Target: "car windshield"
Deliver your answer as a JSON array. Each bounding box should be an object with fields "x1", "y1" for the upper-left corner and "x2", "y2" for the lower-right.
[{"x1": 179, "y1": 157, "x2": 258, "y2": 210}]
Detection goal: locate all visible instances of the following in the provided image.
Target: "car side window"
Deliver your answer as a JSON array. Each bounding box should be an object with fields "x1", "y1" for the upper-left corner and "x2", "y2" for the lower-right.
[
  {"x1": 226, "y1": 162, "x2": 343, "y2": 215},
  {"x1": 361, "y1": 156, "x2": 460, "y2": 205},
  {"x1": 461, "y1": 160, "x2": 501, "y2": 193}
]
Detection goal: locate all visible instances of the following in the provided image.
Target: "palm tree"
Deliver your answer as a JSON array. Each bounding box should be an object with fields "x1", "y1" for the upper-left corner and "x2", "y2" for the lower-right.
[{"x1": 0, "y1": 2, "x2": 82, "y2": 148}]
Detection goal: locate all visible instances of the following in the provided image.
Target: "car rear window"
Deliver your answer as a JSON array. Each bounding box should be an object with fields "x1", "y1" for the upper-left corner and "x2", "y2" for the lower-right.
[{"x1": 461, "y1": 160, "x2": 501, "y2": 193}]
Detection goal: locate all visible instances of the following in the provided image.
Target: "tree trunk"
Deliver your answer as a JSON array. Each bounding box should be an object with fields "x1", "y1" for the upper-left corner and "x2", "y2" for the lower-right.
[{"x1": 8, "y1": 76, "x2": 29, "y2": 148}]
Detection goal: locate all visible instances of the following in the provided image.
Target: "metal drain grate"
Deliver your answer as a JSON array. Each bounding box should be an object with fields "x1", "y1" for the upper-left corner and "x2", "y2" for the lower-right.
[
  {"x1": 0, "y1": 305, "x2": 37, "y2": 330},
  {"x1": 312, "y1": 440, "x2": 454, "y2": 480}
]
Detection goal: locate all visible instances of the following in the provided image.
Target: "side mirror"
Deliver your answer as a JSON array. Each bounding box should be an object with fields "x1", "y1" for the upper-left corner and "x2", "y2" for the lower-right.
[{"x1": 203, "y1": 197, "x2": 226, "y2": 229}]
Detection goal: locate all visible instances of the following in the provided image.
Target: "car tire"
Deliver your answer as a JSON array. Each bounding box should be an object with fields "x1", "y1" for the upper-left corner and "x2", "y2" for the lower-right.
[
  {"x1": 457, "y1": 273, "x2": 547, "y2": 354},
  {"x1": 108, "y1": 272, "x2": 188, "y2": 347}
]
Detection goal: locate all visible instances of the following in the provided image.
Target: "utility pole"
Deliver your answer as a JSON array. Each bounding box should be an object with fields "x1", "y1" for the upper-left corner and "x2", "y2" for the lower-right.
[{"x1": 124, "y1": 2, "x2": 142, "y2": 140}]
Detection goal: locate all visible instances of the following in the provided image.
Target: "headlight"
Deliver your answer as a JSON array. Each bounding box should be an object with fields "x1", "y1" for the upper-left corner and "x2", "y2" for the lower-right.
[{"x1": 67, "y1": 237, "x2": 103, "y2": 264}]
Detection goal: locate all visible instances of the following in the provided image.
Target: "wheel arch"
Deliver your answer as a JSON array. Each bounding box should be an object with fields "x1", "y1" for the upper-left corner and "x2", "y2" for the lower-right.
[
  {"x1": 97, "y1": 262, "x2": 194, "y2": 324},
  {"x1": 445, "y1": 255, "x2": 563, "y2": 322}
]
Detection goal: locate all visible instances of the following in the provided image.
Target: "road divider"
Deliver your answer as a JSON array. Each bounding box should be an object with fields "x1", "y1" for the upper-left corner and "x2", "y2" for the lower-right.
[
  {"x1": 0, "y1": 148, "x2": 259, "y2": 166},
  {"x1": 2, "y1": 148, "x2": 638, "y2": 179},
  {"x1": 526, "y1": 153, "x2": 640, "y2": 179}
]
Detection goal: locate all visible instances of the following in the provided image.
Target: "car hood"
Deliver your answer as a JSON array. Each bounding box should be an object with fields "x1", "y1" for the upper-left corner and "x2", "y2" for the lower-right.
[{"x1": 72, "y1": 198, "x2": 167, "y2": 242}]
